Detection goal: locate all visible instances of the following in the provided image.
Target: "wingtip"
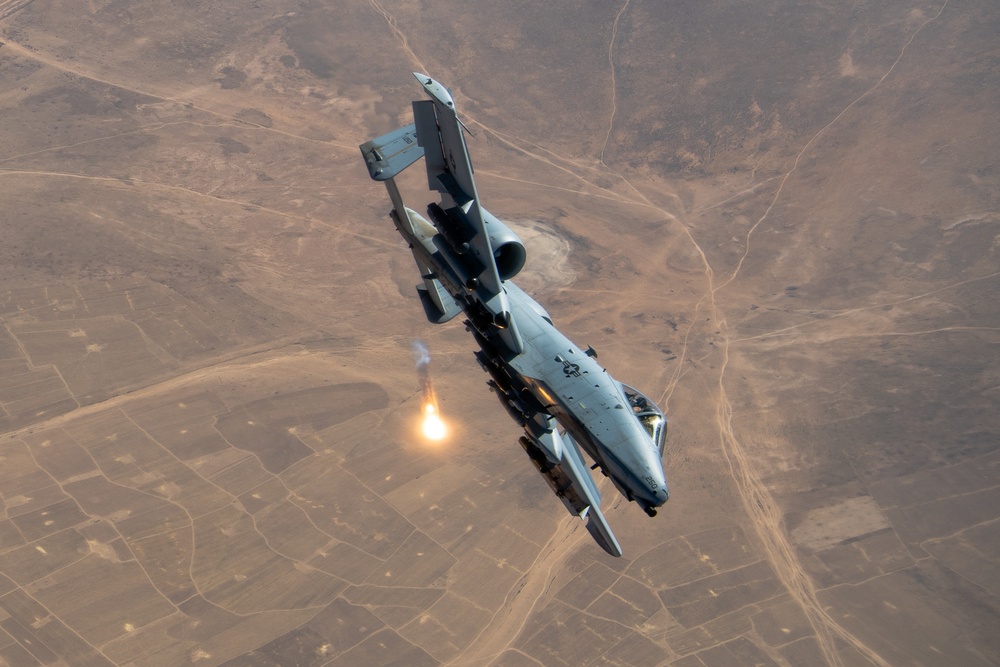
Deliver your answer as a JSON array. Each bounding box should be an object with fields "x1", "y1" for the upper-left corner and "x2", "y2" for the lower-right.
[
  {"x1": 585, "y1": 513, "x2": 623, "y2": 557},
  {"x1": 599, "y1": 533, "x2": 624, "y2": 558}
]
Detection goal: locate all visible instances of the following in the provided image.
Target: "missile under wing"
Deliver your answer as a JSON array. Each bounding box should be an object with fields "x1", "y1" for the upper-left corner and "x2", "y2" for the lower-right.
[{"x1": 359, "y1": 73, "x2": 669, "y2": 556}]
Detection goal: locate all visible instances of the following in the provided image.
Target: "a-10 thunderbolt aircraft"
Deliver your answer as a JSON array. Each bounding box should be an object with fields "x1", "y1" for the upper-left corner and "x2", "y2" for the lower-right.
[{"x1": 359, "y1": 73, "x2": 668, "y2": 556}]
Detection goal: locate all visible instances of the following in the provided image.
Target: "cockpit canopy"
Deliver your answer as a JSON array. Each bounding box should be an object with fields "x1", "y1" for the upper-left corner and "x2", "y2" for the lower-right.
[{"x1": 621, "y1": 383, "x2": 667, "y2": 456}]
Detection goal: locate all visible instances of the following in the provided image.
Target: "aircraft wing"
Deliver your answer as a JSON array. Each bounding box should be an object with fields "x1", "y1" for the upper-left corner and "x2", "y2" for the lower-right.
[
  {"x1": 521, "y1": 418, "x2": 623, "y2": 557},
  {"x1": 412, "y1": 73, "x2": 512, "y2": 314}
]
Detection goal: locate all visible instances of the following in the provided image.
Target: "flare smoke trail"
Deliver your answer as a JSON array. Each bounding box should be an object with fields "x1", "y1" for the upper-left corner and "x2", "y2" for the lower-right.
[
  {"x1": 412, "y1": 340, "x2": 434, "y2": 404},
  {"x1": 412, "y1": 340, "x2": 447, "y2": 439}
]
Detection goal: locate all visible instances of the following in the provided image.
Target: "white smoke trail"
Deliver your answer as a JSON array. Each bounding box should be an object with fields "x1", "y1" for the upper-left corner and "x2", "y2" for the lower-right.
[{"x1": 412, "y1": 340, "x2": 431, "y2": 368}]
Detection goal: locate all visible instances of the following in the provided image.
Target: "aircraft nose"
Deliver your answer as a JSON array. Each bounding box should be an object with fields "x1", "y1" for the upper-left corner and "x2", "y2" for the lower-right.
[
  {"x1": 637, "y1": 474, "x2": 669, "y2": 511},
  {"x1": 645, "y1": 465, "x2": 669, "y2": 507}
]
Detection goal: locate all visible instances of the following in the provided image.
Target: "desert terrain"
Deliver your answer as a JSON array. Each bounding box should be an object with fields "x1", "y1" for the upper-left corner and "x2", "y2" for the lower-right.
[{"x1": 0, "y1": 1, "x2": 997, "y2": 665}]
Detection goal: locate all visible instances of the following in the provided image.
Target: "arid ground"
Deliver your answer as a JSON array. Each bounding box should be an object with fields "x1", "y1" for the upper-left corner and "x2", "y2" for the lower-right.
[{"x1": 0, "y1": 1, "x2": 998, "y2": 665}]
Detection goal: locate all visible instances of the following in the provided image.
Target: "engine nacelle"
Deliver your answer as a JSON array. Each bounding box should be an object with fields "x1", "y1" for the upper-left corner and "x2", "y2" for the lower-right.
[{"x1": 482, "y1": 209, "x2": 526, "y2": 281}]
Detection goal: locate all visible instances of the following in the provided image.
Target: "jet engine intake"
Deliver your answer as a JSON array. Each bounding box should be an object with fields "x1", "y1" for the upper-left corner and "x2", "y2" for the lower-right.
[{"x1": 482, "y1": 210, "x2": 526, "y2": 280}]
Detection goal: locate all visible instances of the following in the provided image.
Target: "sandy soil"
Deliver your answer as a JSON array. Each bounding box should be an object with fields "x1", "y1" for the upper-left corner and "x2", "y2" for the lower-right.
[{"x1": 0, "y1": 1, "x2": 998, "y2": 665}]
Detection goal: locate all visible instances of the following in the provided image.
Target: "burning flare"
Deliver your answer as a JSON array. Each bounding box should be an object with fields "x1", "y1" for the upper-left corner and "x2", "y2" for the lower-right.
[
  {"x1": 413, "y1": 341, "x2": 448, "y2": 441},
  {"x1": 421, "y1": 395, "x2": 448, "y2": 441}
]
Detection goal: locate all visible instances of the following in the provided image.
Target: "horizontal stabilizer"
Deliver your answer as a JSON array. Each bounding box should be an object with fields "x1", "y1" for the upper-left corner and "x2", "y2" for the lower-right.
[{"x1": 359, "y1": 123, "x2": 424, "y2": 181}]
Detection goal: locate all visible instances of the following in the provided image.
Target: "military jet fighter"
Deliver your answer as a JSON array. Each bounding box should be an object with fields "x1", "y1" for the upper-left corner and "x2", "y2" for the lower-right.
[{"x1": 359, "y1": 73, "x2": 668, "y2": 556}]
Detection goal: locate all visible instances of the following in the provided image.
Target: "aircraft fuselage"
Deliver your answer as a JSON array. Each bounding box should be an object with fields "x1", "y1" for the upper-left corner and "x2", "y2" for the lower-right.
[
  {"x1": 360, "y1": 73, "x2": 669, "y2": 555},
  {"x1": 398, "y1": 206, "x2": 668, "y2": 515}
]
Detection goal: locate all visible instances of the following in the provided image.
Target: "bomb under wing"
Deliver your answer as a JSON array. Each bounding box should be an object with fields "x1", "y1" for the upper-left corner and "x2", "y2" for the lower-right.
[{"x1": 359, "y1": 73, "x2": 669, "y2": 557}]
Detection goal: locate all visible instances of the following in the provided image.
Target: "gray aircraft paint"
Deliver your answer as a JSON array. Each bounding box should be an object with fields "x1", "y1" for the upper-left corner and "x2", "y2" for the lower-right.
[{"x1": 359, "y1": 73, "x2": 668, "y2": 556}]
